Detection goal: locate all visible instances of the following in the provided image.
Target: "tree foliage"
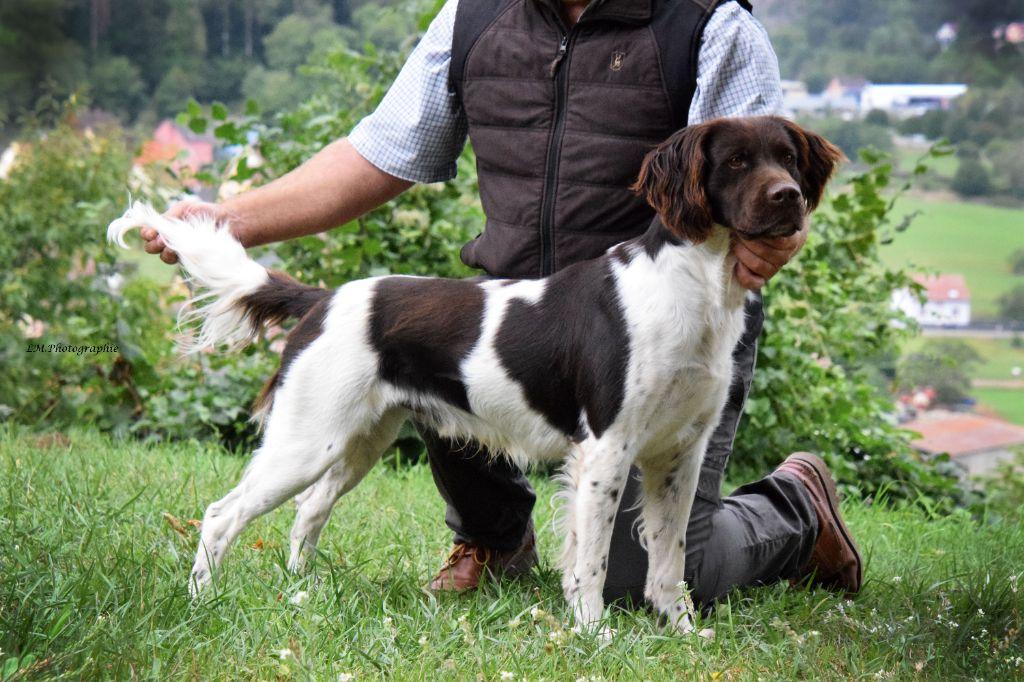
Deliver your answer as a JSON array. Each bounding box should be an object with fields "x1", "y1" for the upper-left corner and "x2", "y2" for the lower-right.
[{"x1": 897, "y1": 340, "x2": 983, "y2": 404}]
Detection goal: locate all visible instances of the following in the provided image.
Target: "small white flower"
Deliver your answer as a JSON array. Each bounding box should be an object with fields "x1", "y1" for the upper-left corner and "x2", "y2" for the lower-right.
[
  {"x1": 289, "y1": 590, "x2": 308, "y2": 605},
  {"x1": 977, "y1": 608, "x2": 985, "y2": 616},
  {"x1": 892, "y1": 576, "x2": 902, "y2": 583},
  {"x1": 338, "y1": 673, "x2": 355, "y2": 682},
  {"x1": 507, "y1": 617, "x2": 522, "y2": 628},
  {"x1": 500, "y1": 672, "x2": 515, "y2": 681},
  {"x1": 418, "y1": 635, "x2": 428, "y2": 646},
  {"x1": 530, "y1": 606, "x2": 545, "y2": 620},
  {"x1": 383, "y1": 616, "x2": 394, "y2": 628},
  {"x1": 278, "y1": 649, "x2": 293, "y2": 660}
]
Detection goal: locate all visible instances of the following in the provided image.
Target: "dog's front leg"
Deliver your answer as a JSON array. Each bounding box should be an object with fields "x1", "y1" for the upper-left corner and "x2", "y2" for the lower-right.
[
  {"x1": 562, "y1": 439, "x2": 632, "y2": 635},
  {"x1": 638, "y1": 436, "x2": 708, "y2": 634}
]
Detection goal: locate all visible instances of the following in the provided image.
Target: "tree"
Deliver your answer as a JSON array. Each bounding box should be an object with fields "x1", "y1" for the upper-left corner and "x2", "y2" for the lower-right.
[
  {"x1": 897, "y1": 340, "x2": 982, "y2": 404},
  {"x1": 1010, "y1": 250, "x2": 1024, "y2": 276},
  {"x1": 88, "y1": 56, "x2": 147, "y2": 119},
  {"x1": 950, "y1": 157, "x2": 992, "y2": 197},
  {"x1": 999, "y1": 285, "x2": 1024, "y2": 325},
  {"x1": 152, "y1": 65, "x2": 197, "y2": 117}
]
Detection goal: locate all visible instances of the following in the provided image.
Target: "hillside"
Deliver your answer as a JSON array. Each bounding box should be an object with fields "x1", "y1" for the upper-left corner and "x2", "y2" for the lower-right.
[{"x1": 882, "y1": 197, "x2": 1024, "y2": 321}]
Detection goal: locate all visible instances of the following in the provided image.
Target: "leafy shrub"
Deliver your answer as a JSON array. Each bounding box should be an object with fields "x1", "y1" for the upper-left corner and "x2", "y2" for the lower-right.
[
  {"x1": 1010, "y1": 249, "x2": 1024, "y2": 276},
  {"x1": 999, "y1": 284, "x2": 1024, "y2": 325},
  {"x1": 0, "y1": 117, "x2": 142, "y2": 430},
  {"x1": 951, "y1": 157, "x2": 992, "y2": 197}
]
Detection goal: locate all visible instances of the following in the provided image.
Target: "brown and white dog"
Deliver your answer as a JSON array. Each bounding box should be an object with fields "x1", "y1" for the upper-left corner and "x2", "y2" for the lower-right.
[{"x1": 108, "y1": 116, "x2": 841, "y2": 635}]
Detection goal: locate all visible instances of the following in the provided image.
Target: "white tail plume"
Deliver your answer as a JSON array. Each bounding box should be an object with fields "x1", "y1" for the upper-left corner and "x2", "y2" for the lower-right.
[{"x1": 107, "y1": 200, "x2": 269, "y2": 352}]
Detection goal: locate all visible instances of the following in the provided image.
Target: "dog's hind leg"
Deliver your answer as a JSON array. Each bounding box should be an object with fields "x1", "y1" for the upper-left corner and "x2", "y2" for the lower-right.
[
  {"x1": 287, "y1": 410, "x2": 406, "y2": 572},
  {"x1": 637, "y1": 436, "x2": 708, "y2": 634},
  {"x1": 189, "y1": 387, "x2": 385, "y2": 596},
  {"x1": 561, "y1": 438, "x2": 632, "y2": 634}
]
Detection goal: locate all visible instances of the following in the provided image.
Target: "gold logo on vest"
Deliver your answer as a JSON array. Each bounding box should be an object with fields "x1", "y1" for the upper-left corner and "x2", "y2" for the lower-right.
[{"x1": 610, "y1": 51, "x2": 625, "y2": 71}]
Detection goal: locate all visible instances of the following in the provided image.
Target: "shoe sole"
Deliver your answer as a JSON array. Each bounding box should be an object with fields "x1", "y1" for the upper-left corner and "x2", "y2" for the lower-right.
[{"x1": 789, "y1": 453, "x2": 863, "y2": 595}]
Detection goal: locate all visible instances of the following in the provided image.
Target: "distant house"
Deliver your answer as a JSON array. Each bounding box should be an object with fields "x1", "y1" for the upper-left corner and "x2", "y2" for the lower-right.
[
  {"x1": 892, "y1": 274, "x2": 972, "y2": 328},
  {"x1": 859, "y1": 83, "x2": 968, "y2": 118},
  {"x1": 824, "y1": 76, "x2": 868, "y2": 101},
  {"x1": 904, "y1": 409, "x2": 1024, "y2": 476},
  {"x1": 136, "y1": 120, "x2": 215, "y2": 177}
]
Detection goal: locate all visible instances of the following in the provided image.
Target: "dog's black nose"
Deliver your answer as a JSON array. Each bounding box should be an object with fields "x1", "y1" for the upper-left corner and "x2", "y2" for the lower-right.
[{"x1": 768, "y1": 182, "x2": 801, "y2": 205}]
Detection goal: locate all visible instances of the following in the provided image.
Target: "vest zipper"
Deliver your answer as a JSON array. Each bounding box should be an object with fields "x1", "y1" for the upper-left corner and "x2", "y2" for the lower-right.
[{"x1": 539, "y1": 32, "x2": 574, "y2": 277}]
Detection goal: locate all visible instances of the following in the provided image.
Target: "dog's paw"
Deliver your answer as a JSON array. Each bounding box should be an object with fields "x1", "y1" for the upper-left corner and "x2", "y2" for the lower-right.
[
  {"x1": 571, "y1": 622, "x2": 615, "y2": 644},
  {"x1": 188, "y1": 567, "x2": 211, "y2": 598}
]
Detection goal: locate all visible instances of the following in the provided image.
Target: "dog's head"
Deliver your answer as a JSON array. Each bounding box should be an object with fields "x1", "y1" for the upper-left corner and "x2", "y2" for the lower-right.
[{"x1": 633, "y1": 116, "x2": 845, "y2": 242}]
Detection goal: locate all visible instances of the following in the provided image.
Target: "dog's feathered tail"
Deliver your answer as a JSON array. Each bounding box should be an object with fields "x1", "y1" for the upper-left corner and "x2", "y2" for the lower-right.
[{"x1": 107, "y1": 201, "x2": 330, "y2": 353}]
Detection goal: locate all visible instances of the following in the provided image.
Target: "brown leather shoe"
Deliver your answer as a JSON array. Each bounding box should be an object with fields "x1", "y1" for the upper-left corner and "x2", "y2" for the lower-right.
[
  {"x1": 774, "y1": 453, "x2": 863, "y2": 596},
  {"x1": 428, "y1": 523, "x2": 538, "y2": 593}
]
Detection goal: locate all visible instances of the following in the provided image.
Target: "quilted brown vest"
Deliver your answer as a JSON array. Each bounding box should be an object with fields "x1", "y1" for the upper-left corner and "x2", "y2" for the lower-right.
[{"x1": 450, "y1": 0, "x2": 749, "y2": 278}]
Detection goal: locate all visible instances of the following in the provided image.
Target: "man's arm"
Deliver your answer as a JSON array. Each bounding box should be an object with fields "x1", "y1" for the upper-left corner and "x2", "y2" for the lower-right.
[
  {"x1": 690, "y1": 3, "x2": 804, "y2": 290},
  {"x1": 143, "y1": 0, "x2": 464, "y2": 263},
  {"x1": 143, "y1": 140, "x2": 411, "y2": 262}
]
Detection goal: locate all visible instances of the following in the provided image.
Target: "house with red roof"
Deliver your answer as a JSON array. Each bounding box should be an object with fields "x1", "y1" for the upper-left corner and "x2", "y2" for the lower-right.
[
  {"x1": 892, "y1": 273, "x2": 972, "y2": 328},
  {"x1": 904, "y1": 409, "x2": 1024, "y2": 476},
  {"x1": 135, "y1": 120, "x2": 215, "y2": 178}
]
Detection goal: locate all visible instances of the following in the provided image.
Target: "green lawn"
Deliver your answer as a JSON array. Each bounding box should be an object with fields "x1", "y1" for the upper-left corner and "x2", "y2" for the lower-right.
[
  {"x1": 976, "y1": 387, "x2": 1024, "y2": 426},
  {"x1": 881, "y1": 197, "x2": 1024, "y2": 321},
  {"x1": 2, "y1": 430, "x2": 1022, "y2": 679},
  {"x1": 903, "y1": 335, "x2": 1024, "y2": 382}
]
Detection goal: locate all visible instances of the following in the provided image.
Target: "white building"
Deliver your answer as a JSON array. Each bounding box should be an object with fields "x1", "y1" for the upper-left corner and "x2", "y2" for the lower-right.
[
  {"x1": 860, "y1": 83, "x2": 968, "y2": 118},
  {"x1": 893, "y1": 274, "x2": 972, "y2": 328}
]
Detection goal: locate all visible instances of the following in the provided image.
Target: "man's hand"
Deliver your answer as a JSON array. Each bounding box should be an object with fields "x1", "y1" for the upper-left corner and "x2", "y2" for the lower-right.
[
  {"x1": 732, "y1": 223, "x2": 809, "y2": 290},
  {"x1": 140, "y1": 201, "x2": 228, "y2": 265}
]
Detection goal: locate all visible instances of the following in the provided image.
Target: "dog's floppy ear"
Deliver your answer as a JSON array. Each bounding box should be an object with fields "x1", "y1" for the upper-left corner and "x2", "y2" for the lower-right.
[
  {"x1": 781, "y1": 119, "x2": 845, "y2": 211},
  {"x1": 632, "y1": 123, "x2": 714, "y2": 242}
]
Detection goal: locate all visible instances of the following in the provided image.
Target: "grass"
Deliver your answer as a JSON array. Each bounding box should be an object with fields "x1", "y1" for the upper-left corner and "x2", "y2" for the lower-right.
[
  {"x1": 903, "y1": 335, "x2": 1024, "y2": 382},
  {"x1": 882, "y1": 197, "x2": 1024, "y2": 320},
  {"x1": 2, "y1": 429, "x2": 1023, "y2": 680},
  {"x1": 975, "y1": 388, "x2": 1024, "y2": 426}
]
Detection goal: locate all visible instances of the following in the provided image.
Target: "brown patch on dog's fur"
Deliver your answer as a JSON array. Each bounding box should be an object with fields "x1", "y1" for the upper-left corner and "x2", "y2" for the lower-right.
[
  {"x1": 240, "y1": 271, "x2": 332, "y2": 335},
  {"x1": 632, "y1": 124, "x2": 714, "y2": 243},
  {"x1": 368, "y1": 278, "x2": 485, "y2": 412}
]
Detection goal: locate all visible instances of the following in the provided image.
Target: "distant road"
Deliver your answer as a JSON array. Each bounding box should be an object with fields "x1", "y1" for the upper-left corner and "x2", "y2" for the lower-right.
[{"x1": 923, "y1": 328, "x2": 1020, "y2": 339}]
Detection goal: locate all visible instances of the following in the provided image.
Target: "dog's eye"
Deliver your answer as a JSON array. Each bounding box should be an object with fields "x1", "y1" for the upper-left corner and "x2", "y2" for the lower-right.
[
  {"x1": 728, "y1": 155, "x2": 745, "y2": 169},
  {"x1": 783, "y1": 153, "x2": 797, "y2": 166}
]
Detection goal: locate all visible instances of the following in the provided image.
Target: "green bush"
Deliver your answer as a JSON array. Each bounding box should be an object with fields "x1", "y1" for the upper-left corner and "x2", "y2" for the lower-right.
[
  {"x1": 999, "y1": 285, "x2": 1024, "y2": 325},
  {"x1": 0, "y1": 117, "x2": 151, "y2": 431},
  {"x1": 951, "y1": 157, "x2": 993, "y2": 197},
  {"x1": 897, "y1": 340, "x2": 982, "y2": 404}
]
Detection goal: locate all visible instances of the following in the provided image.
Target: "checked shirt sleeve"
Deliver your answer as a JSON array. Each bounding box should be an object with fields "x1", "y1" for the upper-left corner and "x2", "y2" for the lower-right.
[
  {"x1": 687, "y1": 3, "x2": 783, "y2": 125},
  {"x1": 348, "y1": 0, "x2": 468, "y2": 184}
]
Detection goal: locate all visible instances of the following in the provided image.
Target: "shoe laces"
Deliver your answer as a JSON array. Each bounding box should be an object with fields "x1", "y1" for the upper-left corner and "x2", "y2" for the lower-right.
[{"x1": 443, "y1": 542, "x2": 492, "y2": 569}]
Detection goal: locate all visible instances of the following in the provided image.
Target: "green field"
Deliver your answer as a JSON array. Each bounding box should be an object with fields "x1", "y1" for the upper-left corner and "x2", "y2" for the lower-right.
[
  {"x1": 2, "y1": 429, "x2": 1022, "y2": 679},
  {"x1": 904, "y1": 335, "x2": 1024, "y2": 382},
  {"x1": 976, "y1": 387, "x2": 1024, "y2": 426},
  {"x1": 882, "y1": 197, "x2": 1024, "y2": 320}
]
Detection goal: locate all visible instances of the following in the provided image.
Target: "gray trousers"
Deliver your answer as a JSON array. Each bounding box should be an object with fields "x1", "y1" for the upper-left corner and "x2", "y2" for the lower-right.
[{"x1": 425, "y1": 296, "x2": 819, "y2": 607}]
